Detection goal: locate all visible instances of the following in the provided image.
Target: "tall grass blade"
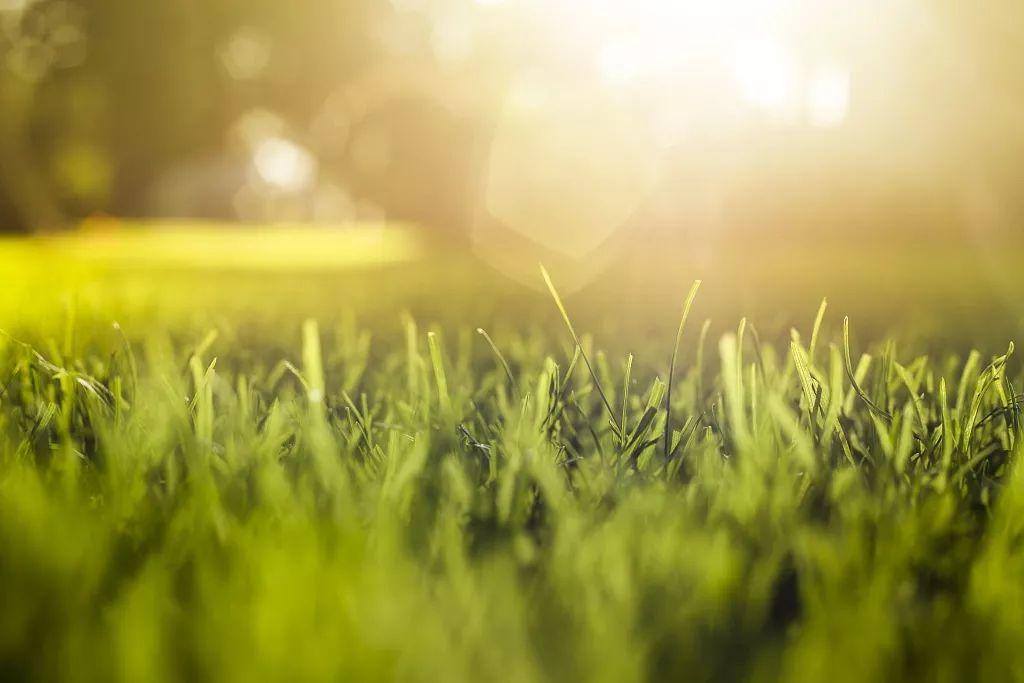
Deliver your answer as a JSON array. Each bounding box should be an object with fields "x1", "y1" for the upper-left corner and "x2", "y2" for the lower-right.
[{"x1": 664, "y1": 279, "x2": 702, "y2": 460}]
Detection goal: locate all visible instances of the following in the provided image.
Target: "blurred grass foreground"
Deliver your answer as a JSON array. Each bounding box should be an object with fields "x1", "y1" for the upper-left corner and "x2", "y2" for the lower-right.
[{"x1": 1, "y1": 222, "x2": 1024, "y2": 681}]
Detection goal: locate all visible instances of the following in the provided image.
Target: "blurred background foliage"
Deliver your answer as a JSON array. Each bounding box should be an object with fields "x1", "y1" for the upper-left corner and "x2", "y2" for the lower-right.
[
  {"x1": 1, "y1": 0, "x2": 1023, "y2": 251},
  {"x1": 0, "y1": 0, "x2": 510, "y2": 235}
]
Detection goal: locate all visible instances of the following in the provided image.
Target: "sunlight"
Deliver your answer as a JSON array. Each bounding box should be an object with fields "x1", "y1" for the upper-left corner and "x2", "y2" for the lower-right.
[
  {"x1": 598, "y1": 38, "x2": 652, "y2": 84},
  {"x1": 521, "y1": 0, "x2": 856, "y2": 126},
  {"x1": 18, "y1": 220, "x2": 424, "y2": 270},
  {"x1": 732, "y1": 38, "x2": 802, "y2": 118},
  {"x1": 805, "y1": 65, "x2": 851, "y2": 128}
]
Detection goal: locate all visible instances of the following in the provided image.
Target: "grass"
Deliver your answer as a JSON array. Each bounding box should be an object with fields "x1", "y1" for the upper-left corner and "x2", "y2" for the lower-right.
[{"x1": 3, "y1": 235, "x2": 1024, "y2": 681}]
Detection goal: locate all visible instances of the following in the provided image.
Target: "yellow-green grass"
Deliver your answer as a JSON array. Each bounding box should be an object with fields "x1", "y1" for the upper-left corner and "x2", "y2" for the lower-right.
[{"x1": 2, "y1": 223, "x2": 1024, "y2": 681}]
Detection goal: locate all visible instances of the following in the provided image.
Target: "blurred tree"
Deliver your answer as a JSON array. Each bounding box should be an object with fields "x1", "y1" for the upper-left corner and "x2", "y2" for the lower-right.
[
  {"x1": 0, "y1": 0, "x2": 89, "y2": 232},
  {"x1": 0, "y1": 0, "x2": 505, "y2": 233}
]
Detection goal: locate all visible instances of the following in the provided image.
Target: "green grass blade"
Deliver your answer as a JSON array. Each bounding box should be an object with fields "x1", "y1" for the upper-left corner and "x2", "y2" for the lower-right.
[
  {"x1": 664, "y1": 279, "x2": 702, "y2": 460},
  {"x1": 540, "y1": 264, "x2": 620, "y2": 433},
  {"x1": 477, "y1": 327, "x2": 518, "y2": 396}
]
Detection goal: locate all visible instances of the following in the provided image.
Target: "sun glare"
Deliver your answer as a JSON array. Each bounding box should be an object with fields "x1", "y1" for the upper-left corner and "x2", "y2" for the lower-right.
[
  {"x1": 479, "y1": 0, "x2": 859, "y2": 261},
  {"x1": 732, "y1": 38, "x2": 802, "y2": 118},
  {"x1": 805, "y1": 65, "x2": 851, "y2": 128},
  {"x1": 516, "y1": 0, "x2": 850, "y2": 125}
]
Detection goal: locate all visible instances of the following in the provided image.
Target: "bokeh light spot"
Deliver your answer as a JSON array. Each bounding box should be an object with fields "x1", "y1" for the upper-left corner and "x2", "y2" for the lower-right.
[
  {"x1": 220, "y1": 27, "x2": 271, "y2": 81},
  {"x1": 253, "y1": 137, "x2": 317, "y2": 193}
]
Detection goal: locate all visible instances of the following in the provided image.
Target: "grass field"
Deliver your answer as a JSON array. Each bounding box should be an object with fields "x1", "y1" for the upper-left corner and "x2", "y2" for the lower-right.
[{"x1": 3, "y1": 226, "x2": 1024, "y2": 682}]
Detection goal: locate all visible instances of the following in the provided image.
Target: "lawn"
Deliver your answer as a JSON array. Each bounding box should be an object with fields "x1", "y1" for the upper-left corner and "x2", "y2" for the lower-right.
[{"x1": 2, "y1": 225, "x2": 1024, "y2": 682}]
